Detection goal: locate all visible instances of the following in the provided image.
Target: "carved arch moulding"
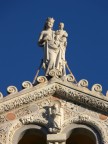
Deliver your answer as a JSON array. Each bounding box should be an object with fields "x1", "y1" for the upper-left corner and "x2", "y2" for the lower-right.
[
  {"x1": 3, "y1": 114, "x2": 108, "y2": 144},
  {"x1": 62, "y1": 115, "x2": 108, "y2": 144},
  {"x1": 6, "y1": 119, "x2": 48, "y2": 144}
]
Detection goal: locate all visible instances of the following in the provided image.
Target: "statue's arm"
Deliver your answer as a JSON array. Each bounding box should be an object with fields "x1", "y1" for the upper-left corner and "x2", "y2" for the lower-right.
[
  {"x1": 38, "y1": 32, "x2": 45, "y2": 47},
  {"x1": 64, "y1": 31, "x2": 68, "y2": 37}
]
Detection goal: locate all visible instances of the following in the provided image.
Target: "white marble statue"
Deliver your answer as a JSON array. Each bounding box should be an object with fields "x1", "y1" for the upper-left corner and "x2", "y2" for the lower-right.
[
  {"x1": 38, "y1": 17, "x2": 59, "y2": 76},
  {"x1": 38, "y1": 18, "x2": 68, "y2": 76},
  {"x1": 55, "y1": 23, "x2": 68, "y2": 76}
]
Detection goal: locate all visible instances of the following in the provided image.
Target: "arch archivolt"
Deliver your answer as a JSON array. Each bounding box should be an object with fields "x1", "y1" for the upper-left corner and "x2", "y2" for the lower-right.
[
  {"x1": 6, "y1": 117, "x2": 48, "y2": 144},
  {"x1": 3, "y1": 110, "x2": 108, "y2": 144},
  {"x1": 62, "y1": 114, "x2": 108, "y2": 144}
]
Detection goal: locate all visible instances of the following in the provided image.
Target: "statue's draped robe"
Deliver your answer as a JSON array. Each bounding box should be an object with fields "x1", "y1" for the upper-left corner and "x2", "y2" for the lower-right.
[{"x1": 38, "y1": 30, "x2": 59, "y2": 75}]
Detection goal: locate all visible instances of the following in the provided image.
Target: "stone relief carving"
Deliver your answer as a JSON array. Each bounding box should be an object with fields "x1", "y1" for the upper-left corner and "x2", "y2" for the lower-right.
[
  {"x1": 73, "y1": 115, "x2": 108, "y2": 144},
  {"x1": 56, "y1": 84, "x2": 108, "y2": 113},
  {"x1": 0, "y1": 96, "x2": 108, "y2": 144},
  {"x1": 0, "y1": 82, "x2": 108, "y2": 116},
  {"x1": 16, "y1": 107, "x2": 32, "y2": 118},
  {"x1": 0, "y1": 84, "x2": 56, "y2": 114},
  {"x1": 19, "y1": 115, "x2": 47, "y2": 126},
  {"x1": 0, "y1": 129, "x2": 7, "y2": 144},
  {"x1": 7, "y1": 121, "x2": 22, "y2": 144},
  {"x1": 0, "y1": 115, "x2": 6, "y2": 124},
  {"x1": 0, "y1": 124, "x2": 11, "y2": 144},
  {"x1": 48, "y1": 102, "x2": 63, "y2": 133}
]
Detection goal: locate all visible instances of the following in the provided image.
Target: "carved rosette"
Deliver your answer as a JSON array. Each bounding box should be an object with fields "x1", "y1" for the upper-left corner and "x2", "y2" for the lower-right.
[
  {"x1": 7, "y1": 86, "x2": 18, "y2": 94},
  {"x1": 78, "y1": 79, "x2": 88, "y2": 88},
  {"x1": 37, "y1": 76, "x2": 47, "y2": 83},
  {"x1": 22, "y1": 81, "x2": 33, "y2": 89},
  {"x1": 49, "y1": 69, "x2": 62, "y2": 78},
  {"x1": 91, "y1": 84, "x2": 102, "y2": 93}
]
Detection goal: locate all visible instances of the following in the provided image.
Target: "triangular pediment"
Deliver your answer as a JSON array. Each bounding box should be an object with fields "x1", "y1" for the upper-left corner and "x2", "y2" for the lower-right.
[
  {"x1": 0, "y1": 75, "x2": 108, "y2": 144},
  {"x1": 0, "y1": 74, "x2": 108, "y2": 117}
]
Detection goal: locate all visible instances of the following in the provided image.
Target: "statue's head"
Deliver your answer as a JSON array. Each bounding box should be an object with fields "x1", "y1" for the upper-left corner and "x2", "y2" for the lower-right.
[
  {"x1": 59, "y1": 22, "x2": 64, "y2": 30},
  {"x1": 44, "y1": 17, "x2": 55, "y2": 30}
]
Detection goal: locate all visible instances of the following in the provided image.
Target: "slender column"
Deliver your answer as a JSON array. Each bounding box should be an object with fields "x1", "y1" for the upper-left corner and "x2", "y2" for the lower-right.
[{"x1": 47, "y1": 134, "x2": 66, "y2": 144}]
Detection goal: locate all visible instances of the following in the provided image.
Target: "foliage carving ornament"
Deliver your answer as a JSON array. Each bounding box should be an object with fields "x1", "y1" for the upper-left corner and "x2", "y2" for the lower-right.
[
  {"x1": 0, "y1": 81, "x2": 108, "y2": 116},
  {"x1": 0, "y1": 84, "x2": 56, "y2": 114},
  {"x1": 56, "y1": 84, "x2": 108, "y2": 113}
]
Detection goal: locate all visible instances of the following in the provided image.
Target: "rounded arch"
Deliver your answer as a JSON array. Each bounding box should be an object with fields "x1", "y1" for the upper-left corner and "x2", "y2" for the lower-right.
[
  {"x1": 62, "y1": 124, "x2": 99, "y2": 144},
  {"x1": 12, "y1": 124, "x2": 47, "y2": 144},
  {"x1": 7, "y1": 120, "x2": 48, "y2": 144},
  {"x1": 61, "y1": 116, "x2": 107, "y2": 144}
]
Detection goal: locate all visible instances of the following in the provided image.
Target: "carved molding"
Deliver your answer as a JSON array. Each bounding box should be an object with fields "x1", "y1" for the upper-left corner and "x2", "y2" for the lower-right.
[
  {"x1": 56, "y1": 84, "x2": 108, "y2": 113},
  {"x1": 0, "y1": 84, "x2": 56, "y2": 115},
  {"x1": 6, "y1": 112, "x2": 108, "y2": 144},
  {"x1": 0, "y1": 82, "x2": 108, "y2": 116},
  {"x1": 62, "y1": 115, "x2": 108, "y2": 144},
  {"x1": 7, "y1": 121, "x2": 22, "y2": 144},
  {"x1": 7, "y1": 116, "x2": 48, "y2": 144},
  {"x1": 19, "y1": 115, "x2": 47, "y2": 126}
]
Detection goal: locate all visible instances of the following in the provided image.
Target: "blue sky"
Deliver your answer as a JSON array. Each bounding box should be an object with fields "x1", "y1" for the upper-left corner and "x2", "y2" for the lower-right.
[{"x1": 0, "y1": 0, "x2": 108, "y2": 96}]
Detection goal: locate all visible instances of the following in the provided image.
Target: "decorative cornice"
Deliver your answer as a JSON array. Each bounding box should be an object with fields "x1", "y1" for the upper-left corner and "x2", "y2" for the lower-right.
[
  {"x1": 56, "y1": 84, "x2": 108, "y2": 113},
  {"x1": 0, "y1": 83, "x2": 56, "y2": 114},
  {"x1": 0, "y1": 76, "x2": 108, "y2": 115}
]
